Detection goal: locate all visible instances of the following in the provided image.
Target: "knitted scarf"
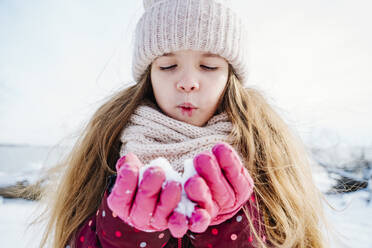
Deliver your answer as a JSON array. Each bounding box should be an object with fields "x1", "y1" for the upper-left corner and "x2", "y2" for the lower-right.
[{"x1": 119, "y1": 100, "x2": 234, "y2": 173}]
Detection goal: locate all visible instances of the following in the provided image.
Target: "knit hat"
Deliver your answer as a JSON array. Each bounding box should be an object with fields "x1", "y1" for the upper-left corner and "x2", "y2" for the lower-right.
[{"x1": 132, "y1": 0, "x2": 249, "y2": 85}]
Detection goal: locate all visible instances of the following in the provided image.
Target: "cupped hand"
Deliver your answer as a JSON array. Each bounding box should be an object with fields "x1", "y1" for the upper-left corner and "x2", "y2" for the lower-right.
[
  {"x1": 183, "y1": 142, "x2": 254, "y2": 233},
  {"x1": 107, "y1": 153, "x2": 183, "y2": 232},
  {"x1": 106, "y1": 142, "x2": 254, "y2": 238}
]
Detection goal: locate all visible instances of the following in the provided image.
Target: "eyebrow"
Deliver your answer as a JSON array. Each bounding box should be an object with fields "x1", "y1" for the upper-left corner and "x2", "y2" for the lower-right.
[{"x1": 162, "y1": 52, "x2": 222, "y2": 58}]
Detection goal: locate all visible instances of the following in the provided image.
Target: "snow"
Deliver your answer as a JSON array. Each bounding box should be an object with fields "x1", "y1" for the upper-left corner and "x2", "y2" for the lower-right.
[
  {"x1": 138, "y1": 157, "x2": 197, "y2": 217},
  {"x1": 1, "y1": 191, "x2": 372, "y2": 247},
  {"x1": 324, "y1": 191, "x2": 372, "y2": 248},
  {"x1": 311, "y1": 160, "x2": 338, "y2": 193},
  {"x1": 1, "y1": 146, "x2": 372, "y2": 247},
  {"x1": 174, "y1": 159, "x2": 198, "y2": 217},
  {"x1": 0, "y1": 145, "x2": 67, "y2": 187},
  {"x1": 138, "y1": 157, "x2": 181, "y2": 186},
  {"x1": 0, "y1": 170, "x2": 41, "y2": 188},
  {"x1": 0, "y1": 198, "x2": 42, "y2": 248}
]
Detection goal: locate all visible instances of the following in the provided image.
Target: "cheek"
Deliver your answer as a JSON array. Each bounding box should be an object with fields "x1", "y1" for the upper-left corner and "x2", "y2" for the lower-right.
[
  {"x1": 151, "y1": 73, "x2": 167, "y2": 95},
  {"x1": 150, "y1": 75, "x2": 175, "y2": 108},
  {"x1": 205, "y1": 87, "x2": 224, "y2": 106},
  {"x1": 152, "y1": 84, "x2": 170, "y2": 105},
  {"x1": 205, "y1": 74, "x2": 228, "y2": 97}
]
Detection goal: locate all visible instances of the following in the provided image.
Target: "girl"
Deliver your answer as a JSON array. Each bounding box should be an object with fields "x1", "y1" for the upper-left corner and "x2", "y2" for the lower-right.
[{"x1": 37, "y1": 0, "x2": 331, "y2": 247}]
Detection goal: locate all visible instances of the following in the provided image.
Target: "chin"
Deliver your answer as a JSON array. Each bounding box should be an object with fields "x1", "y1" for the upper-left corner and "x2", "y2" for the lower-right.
[
  {"x1": 187, "y1": 119, "x2": 205, "y2": 127},
  {"x1": 174, "y1": 115, "x2": 202, "y2": 126},
  {"x1": 166, "y1": 108, "x2": 206, "y2": 126}
]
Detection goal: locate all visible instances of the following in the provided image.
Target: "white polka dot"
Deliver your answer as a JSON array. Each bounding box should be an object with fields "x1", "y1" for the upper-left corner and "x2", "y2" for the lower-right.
[
  {"x1": 140, "y1": 241, "x2": 147, "y2": 247},
  {"x1": 231, "y1": 234, "x2": 237, "y2": 240},
  {"x1": 66, "y1": 246, "x2": 71, "y2": 248},
  {"x1": 236, "y1": 215, "x2": 243, "y2": 222},
  {"x1": 102, "y1": 210, "x2": 106, "y2": 217}
]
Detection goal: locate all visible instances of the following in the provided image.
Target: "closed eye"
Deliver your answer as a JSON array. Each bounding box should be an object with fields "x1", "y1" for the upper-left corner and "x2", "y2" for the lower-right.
[
  {"x1": 160, "y1": 65, "x2": 177, "y2": 70},
  {"x1": 159, "y1": 65, "x2": 218, "y2": 71},
  {"x1": 201, "y1": 65, "x2": 218, "y2": 71}
]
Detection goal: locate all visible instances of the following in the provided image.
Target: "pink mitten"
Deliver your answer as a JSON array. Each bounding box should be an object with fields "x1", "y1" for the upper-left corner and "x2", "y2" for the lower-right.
[
  {"x1": 184, "y1": 142, "x2": 254, "y2": 232},
  {"x1": 107, "y1": 153, "x2": 182, "y2": 232}
]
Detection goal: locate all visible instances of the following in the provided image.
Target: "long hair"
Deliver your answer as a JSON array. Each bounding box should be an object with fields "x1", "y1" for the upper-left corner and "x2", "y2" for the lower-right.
[
  {"x1": 222, "y1": 67, "x2": 331, "y2": 247},
  {"x1": 35, "y1": 64, "x2": 331, "y2": 247}
]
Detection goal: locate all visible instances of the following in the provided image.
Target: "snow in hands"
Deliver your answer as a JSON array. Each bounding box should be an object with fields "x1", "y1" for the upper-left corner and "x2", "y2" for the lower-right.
[{"x1": 138, "y1": 157, "x2": 197, "y2": 218}]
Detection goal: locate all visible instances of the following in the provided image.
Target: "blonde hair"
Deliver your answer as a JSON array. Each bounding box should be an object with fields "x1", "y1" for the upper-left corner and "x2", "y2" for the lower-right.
[{"x1": 34, "y1": 64, "x2": 331, "y2": 247}]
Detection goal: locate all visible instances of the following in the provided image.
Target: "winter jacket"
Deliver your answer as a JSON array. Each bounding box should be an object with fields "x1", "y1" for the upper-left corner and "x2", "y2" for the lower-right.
[{"x1": 68, "y1": 175, "x2": 267, "y2": 248}]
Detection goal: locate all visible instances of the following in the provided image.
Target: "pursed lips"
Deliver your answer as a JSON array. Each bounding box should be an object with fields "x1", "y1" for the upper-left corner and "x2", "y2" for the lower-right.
[{"x1": 178, "y1": 102, "x2": 197, "y2": 117}]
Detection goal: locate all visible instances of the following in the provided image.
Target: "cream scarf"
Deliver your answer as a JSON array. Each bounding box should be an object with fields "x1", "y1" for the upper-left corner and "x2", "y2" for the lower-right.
[{"x1": 119, "y1": 101, "x2": 234, "y2": 173}]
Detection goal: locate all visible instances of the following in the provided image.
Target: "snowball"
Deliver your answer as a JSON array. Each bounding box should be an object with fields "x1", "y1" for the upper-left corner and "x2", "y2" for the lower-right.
[
  {"x1": 138, "y1": 157, "x2": 197, "y2": 217},
  {"x1": 174, "y1": 159, "x2": 197, "y2": 217}
]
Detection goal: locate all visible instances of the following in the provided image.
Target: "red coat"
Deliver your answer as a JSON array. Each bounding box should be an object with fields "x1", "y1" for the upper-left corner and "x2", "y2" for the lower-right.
[{"x1": 69, "y1": 176, "x2": 267, "y2": 248}]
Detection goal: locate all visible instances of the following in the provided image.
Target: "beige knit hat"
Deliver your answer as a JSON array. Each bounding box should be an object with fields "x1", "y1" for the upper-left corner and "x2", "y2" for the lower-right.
[{"x1": 132, "y1": 0, "x2": 249, "y2": 85}]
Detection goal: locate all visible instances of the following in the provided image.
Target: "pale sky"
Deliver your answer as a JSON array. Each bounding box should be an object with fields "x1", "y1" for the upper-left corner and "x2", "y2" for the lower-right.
[{"x1": 0, "y1": 0, "x2": 371, "y2": 147}]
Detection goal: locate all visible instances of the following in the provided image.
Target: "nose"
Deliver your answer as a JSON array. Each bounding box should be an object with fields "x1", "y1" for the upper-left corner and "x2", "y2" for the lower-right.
[{"x1": 176, "y1": 80, "x2": 199, "y2": 92}]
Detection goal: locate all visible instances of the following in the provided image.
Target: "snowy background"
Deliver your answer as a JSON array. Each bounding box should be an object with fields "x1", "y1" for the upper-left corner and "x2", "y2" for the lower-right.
[
  {"x1": 1, "y1": 144, "x2": 371, "y2": 247},
  {"x1": 1, "y1": 0, "x2": 371, "y2": 247}
]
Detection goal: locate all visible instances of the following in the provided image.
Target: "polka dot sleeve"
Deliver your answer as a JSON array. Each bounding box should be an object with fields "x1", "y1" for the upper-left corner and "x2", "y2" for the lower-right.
[
  {"x1": 96, "y1": 190, "x2": 173, "y2": 248},
  {"x1": 188, "y1": 194, "x2": 268, "y2": 248},
  {"x1": 72, "y1": 216, "x2": 99, "y2": 248},
  {"x1": 69, "y1": 188, "x2": 173, "y2": 248}
]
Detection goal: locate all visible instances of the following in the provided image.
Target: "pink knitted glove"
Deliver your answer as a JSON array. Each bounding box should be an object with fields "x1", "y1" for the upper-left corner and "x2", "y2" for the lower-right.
[
  {"x1": 183, "y1": 142, "x2": 254, "y2": 233},
  {"x1": 107, "y1": 153, "x2": 183, "y2": 232}
]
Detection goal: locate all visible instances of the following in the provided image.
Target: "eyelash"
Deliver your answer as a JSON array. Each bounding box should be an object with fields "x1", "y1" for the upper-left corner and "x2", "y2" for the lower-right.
[{"x1": 159, "y1": 65, "x2": 218, "y2": 71}]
